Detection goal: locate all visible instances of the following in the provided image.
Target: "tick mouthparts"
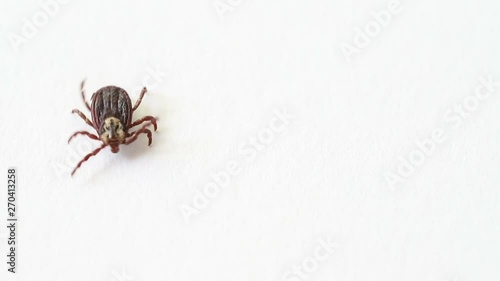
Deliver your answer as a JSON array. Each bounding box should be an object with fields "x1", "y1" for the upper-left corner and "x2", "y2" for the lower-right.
[{"x1": 110, "y1": 145, "x2": 120, "y2": 153}]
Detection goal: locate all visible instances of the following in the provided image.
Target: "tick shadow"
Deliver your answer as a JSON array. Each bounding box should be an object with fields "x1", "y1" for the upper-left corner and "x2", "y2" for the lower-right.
[
  {"x1": 120, "y1": 90, "x2": 171, "y2": 160},
  {"x1": 80, "y1": 124, "x2": 167, "y2": 185},
  {"x1": 120, "y1": 131, "x2": 164, "y2": 160}
]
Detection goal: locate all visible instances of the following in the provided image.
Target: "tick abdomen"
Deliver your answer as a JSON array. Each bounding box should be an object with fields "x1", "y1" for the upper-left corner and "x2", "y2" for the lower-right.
[{"x1": 90, "y1": 86, "x2": 133, "y2": 133}]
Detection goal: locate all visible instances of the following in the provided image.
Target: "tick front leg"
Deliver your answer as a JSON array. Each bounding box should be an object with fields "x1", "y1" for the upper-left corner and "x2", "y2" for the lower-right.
[
  {"x1": 68, "y1": 131, "x2": 100, "y2": 144},
  {"x1": 81, "y1": 79, "x2": 91, "y2": 110},
  {"x1": 71, "y1": 143, "x2": 107, "y2": 176},
  {"x1": 130, "y1": 116, "x2": 158, "y2": 131},
  {"x1": 125, "y1": 124, "x2": 153, "y2": 146},
  {"x1": 132, "y1": 87, "x2": 148, "y2": 111},
  {"x1": 71, "y1": 109, "x2": 94, "y2": 127}
]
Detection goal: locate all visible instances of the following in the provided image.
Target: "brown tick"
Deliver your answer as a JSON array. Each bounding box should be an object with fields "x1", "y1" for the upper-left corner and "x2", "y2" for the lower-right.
[{"x1": 69, "y1": 80, "x2": 158, "y2": 176}]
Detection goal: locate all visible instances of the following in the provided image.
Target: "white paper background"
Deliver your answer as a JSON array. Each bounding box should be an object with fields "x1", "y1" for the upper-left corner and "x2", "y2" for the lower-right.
[{"x1": 1, "y1": 0, "x2": 500, "y2": 281}]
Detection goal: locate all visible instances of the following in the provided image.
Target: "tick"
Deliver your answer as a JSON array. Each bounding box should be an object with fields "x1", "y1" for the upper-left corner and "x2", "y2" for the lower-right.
[{"x1": 69, "y1": 80, "x2": 158, "y2": 176}]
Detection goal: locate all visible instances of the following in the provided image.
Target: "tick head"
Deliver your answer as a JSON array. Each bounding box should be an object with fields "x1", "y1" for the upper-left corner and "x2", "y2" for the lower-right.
[{"x1": 101, "y1": 117, "x2": 125, "y2": 147}]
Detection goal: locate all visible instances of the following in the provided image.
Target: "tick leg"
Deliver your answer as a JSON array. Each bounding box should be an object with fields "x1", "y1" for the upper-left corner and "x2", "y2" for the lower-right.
[
  {"x1": 81, "y1": 79, "x2": 91, "y2": 110},
  {"x1": 132, "y1": 87, "x2": 148, "y2": 111},
  {"x1": 125, "y1": 124, "x2": 153, "y2": 146},
  {"x1": 68, "y1": 131, "x2": 100, "y2": 144},
  {"x1": 72, "y1": 109, "x2": 94, "y2": 127},
  {"x1": 130, "y1": 116, "x2": 158, "y2": 131},
  {"x1": 71, "y1": 143, "x2": 107, "y2": 176}
]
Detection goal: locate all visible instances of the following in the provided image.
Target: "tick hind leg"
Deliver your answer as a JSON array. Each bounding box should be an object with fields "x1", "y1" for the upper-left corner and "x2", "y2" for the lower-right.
[
  {"x1": 81, "y1": 79, "x2": 91, "y2": 110},
  {"x1": 125, "y1": 123, "x2": 153, "y2": 146},
  {"x1": 130, "y1": 116, "x2": 158, "y2": 131},
  {"x1": 71, "y1": 143, "x2": 107, "y2": 176},
  {"x1": 68, "y1": 131, "x2": 100, "y2": 144},
  {"x1": 72, "y1": 109, "x2": 94, "y2": 127},
  {"x1": 132, "y1": 87, "x2": 148, "y2": 111}
]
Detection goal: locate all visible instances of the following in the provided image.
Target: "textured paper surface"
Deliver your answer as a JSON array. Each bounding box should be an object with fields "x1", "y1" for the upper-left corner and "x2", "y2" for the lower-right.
[{"x1": 1, "y1": 0, "x2": 500, "y2": 280}]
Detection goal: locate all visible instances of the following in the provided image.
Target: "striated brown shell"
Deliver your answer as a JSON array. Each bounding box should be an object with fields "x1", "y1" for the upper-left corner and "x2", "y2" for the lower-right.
[{"x1": 90, "y1": 86, "x2": 133, "y2": 134}]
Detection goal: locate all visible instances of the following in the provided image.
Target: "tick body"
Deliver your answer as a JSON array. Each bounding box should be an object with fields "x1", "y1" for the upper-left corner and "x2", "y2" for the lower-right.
[{"x1": 69, "y1": 80, "x2": 158, "y2": 176}]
